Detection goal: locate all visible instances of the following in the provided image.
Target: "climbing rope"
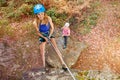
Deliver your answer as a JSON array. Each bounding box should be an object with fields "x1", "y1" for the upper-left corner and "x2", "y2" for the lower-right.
[{"x1": 47, "y1": 37, "x2": 76, "y2": 80}]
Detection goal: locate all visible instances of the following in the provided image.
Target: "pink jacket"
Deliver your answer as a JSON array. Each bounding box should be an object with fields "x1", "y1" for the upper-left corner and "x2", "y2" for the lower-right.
[{"x1": 62, "y1": 27, "x2": 70, "y2": 36}]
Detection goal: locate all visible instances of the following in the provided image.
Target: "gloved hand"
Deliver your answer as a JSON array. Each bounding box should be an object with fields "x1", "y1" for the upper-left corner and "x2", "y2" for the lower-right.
[{"x1": 44, "y1": 37, "x2": 48, "y2": 42}]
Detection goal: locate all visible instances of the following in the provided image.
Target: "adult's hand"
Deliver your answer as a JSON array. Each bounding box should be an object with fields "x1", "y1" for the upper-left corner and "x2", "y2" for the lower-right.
[{"x1": 44, "y1": 37, "x2": 48, "y2": 42}]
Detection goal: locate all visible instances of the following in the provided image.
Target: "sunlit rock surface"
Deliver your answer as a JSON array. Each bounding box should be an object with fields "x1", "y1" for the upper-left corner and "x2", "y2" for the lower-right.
[
  {"x1": 23, "y1": 68, "x2": 120, "y2": 80},
  {"x1": 23, "y1": 68, "x2": 77, "y2": 80},
  {"x1": 46, "y1": 37, "x2": 87, "y2": 68}
]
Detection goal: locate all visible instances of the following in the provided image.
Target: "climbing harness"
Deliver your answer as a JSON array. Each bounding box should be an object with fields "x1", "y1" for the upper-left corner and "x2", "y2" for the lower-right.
[{"x1": 47, "y1": 37, "x2": 76, "y2": 80}]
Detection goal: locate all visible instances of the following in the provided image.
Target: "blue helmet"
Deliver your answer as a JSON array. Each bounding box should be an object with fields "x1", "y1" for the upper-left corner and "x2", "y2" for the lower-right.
[{"x1": 33, "y1": 4, "x2": 46, "y2": 14}]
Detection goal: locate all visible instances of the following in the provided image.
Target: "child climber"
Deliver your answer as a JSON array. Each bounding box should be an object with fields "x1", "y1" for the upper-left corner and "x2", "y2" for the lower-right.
[
  {"x1": 62, "y1": 22, "x2": 70, "y2": 49},
  {"x1": 33, "y1": 4, "x2": 67, "y2": 72}
]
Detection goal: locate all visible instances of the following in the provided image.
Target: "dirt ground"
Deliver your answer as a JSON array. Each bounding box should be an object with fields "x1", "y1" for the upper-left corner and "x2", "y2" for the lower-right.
[{"x1": 73, "y1": 0, "x2": 120, "y2": 73}]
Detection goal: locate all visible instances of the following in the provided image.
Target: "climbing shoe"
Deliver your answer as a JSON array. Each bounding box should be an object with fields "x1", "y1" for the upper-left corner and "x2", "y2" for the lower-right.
[
  {"x1": 63, "y1": 45, "x2": 67, "y2": 49},
  {"x1": 62, "y1": 67, "x2": 67, "y2": 71},
  {"x1": 62, "y1": 64, "x2": 67, "y2": 71}
]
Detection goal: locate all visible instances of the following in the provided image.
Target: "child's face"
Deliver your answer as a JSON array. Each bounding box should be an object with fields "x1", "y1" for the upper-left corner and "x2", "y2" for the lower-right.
[
  {"x1": 37, "y1": 12, "x2": 44, "y2": 20},
  {"x1": 65, "y1": 26, "x2": 69, "y2": 28}
]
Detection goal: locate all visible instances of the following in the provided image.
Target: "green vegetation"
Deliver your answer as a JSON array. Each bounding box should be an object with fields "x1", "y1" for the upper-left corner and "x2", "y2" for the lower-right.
[
  {"x1": 0, "y1": 0, "x2": 68, "y2": 24},
  {"x1": 0, "y1": 19, "x2": 9, "y2": 26},
  {"x1": 0, "y1": 19, "x2": 13, "y2": 38},
  {"x1": 0, "y1": 25, "x2": 15, "y2": 38},
  {"x1": 117, "y1": 36, "x2": 120, "y2": 43},
  {"x1": 24, "y1": 0, "x2": 37, "y2": 3},
  {"x1": 90, "y1": 0, "x2": 101, "y2": 9},
  {"x1": 79, "y1": 12, "x2": 99, "y2": 34},
  {"x1": 77, "y1": 0, "x2": 84, "y2": 5},
  {"x1": 0, "y1": 0, "x2": 35, "y2": 21},
  {"x1": 6, "y1": 3, "x2": 33, "y2": 20},
  {"x1": 0, "y1": 0, "x2": 102, "y2": 38},
  {"x1": 46, "y1": 7, "x2": 68, "y2": 26},
  {"x1": 0, "y1": 0, "x2": 101, "y2": 37},
  {"x1": 76, "y1": 71, "x2": 96, "y2": 80},
  {"x1": 110, "y1": 0, "x2": 120, "y2": 6},
  {"x1": 70, "y1": 0, "x2": 101, "y2": 35},
  {"x1": 0, "y1": 0, "x2": 7, "y2": 7},
  {"x1": 21, "y1": 21, "x2": 37, "y2": 39}
]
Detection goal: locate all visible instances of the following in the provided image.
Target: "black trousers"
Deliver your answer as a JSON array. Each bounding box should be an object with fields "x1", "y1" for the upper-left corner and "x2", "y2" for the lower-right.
[{"x1": 63, "y1": 36, "x2": 68, "y2": 46}]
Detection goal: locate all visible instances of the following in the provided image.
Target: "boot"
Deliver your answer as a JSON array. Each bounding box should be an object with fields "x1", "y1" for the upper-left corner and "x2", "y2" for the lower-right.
[
  {"x1": 63, "y1": 45, "x2": 67, "y2": 49},
  {"x1": 62, "y1": 64, "x2": 67, "y2": 71}
]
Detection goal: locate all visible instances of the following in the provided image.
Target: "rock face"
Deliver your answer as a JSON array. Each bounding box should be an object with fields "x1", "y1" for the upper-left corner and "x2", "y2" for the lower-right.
[
  {"x1": 0, "y1": 37, "x2": 42, "y2": 80},
  {"x1": 46, "y1": 37, "x2": 87, "y2": 68},
  {"x1": 22, "y1": 67, "x2": 120, "y2": 80},
  {"x1": 23, "y1": 68, "x2": 77, "y2": 80},
  {"x1": 0, "y1": 35, "x2": 86, "y2": 79},
  {"x1": 0, "y1": 40, "x2": 16, "y2": 79}
]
